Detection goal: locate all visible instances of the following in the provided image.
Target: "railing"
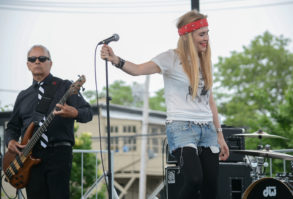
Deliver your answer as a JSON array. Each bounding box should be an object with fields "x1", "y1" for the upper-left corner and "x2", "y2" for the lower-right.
[
  {"x1": 270, "y1": 149, "x2": 293, "y2": 176},
  {"x1": 11, "y1": 149, "x2": 117, "y2": 199},
  {"x1": 73, "y1": 149, "x2": 119, "y2": 199}
]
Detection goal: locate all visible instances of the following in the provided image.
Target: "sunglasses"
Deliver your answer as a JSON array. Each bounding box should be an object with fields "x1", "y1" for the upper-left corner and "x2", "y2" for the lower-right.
[{"x1": 27, "y1": 56, "x2": 50, "y2": 63}]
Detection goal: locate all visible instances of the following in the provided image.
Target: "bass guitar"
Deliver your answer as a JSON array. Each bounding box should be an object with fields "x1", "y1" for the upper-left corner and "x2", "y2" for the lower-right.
[{"x1": 2, "y1": 75, "x2": 86, "y2": 189}]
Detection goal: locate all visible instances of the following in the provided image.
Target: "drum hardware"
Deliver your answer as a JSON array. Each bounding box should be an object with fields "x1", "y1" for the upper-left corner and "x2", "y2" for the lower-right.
[
  {"x1": 232, "y1": 147, "x2": 293, "y2": 183},
  {"x1": 249, "y1": 157, "x2": 269, "y2": 181},
  {"x1": 233, "y1": 129, "x2": 288, "y2": 140},
  {"x1": 231, "y1": 149, "x2": 293, "y2": 161}
]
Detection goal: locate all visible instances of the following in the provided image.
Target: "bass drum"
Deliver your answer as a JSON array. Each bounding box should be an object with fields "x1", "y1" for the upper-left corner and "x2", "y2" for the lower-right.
[{"x1": 242, "y1": 177, "x2": 293, "y2": 199}]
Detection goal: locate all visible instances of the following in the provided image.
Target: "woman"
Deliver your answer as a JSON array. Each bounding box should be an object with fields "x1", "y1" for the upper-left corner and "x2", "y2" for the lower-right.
[{"x1": 101, "y1": 10, "x2": 229, "y2": 199}]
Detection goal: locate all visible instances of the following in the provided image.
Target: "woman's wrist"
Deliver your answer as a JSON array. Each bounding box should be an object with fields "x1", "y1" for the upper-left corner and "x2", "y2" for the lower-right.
[
  {"x1": 112, "y1": 56, "x2": 125, "y2": 69},
  {"x1": 111, "y1": 56, "x2": 120, "y2": 65},
  {"x1": 216, "y1": 127, "x2": 222, "y2": 133}
]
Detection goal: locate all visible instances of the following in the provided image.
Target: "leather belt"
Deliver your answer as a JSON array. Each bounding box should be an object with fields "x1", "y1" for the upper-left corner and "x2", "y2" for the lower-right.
[{"x1": 47, "y1": 141, "x2": 72, "y2": 147}]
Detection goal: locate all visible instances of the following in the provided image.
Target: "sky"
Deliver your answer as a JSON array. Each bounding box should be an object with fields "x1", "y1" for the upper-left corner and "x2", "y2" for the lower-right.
[{"x1": 0, "y1": 0, "x2": 293, "y2": 109}]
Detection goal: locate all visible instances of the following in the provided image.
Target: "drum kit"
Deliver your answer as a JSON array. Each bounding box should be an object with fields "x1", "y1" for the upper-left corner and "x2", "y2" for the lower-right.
[{"x1": 230, "y1": 129, "x2": 293, "y2": 199}]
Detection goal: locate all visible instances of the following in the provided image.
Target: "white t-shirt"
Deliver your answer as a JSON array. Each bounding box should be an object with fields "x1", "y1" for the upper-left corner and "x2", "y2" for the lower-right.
[{"x1": 151, "y1": 49, "x2": 213, "y2": 122}]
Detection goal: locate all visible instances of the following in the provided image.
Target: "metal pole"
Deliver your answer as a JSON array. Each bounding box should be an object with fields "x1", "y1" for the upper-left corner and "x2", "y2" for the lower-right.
[
  {"x1": 191, "y1": 0, "x2": 200, "y2": 11},
  {"x1": 138, "y1": 75, "x2": 150, "y2": 199},
  {"x1": 105, "y1": 59, "x2": 113, "y2": 199},
  {"x1": 81, "y1": 152, "x2": 84, "y2": 198}
]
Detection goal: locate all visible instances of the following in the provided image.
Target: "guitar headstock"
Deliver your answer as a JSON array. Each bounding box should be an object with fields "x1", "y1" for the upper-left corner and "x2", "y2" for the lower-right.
[{"x1": 70, "y1": 75, "x2": 86, "y2": 95}]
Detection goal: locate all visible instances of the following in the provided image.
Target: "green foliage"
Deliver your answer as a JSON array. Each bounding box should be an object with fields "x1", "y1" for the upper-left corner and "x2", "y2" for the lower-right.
[
  {"x1": 82, "y1": 90, "x2": 98, "y2": 105},
  {"x1": 70, "y1": 127, "x2": 105, "y2": 199},
  {"x1": 101, "y1": 80, "x2": 134, "y2": 106},
  {"x1": 83, "y1": 80, "x2": 166, "y2": 112},
  {"x1": 0, "y1": 102, "x2": 13, "y2": 112},
  {"x1": 149, "y1": 88, "x2": 166, "y2": 111},
  {"x1": 215, "y1": 31, "x2": 293, "y2": 133},
  {"x1": 214, "y1": 31, "x2": 293, "y2": 168}
]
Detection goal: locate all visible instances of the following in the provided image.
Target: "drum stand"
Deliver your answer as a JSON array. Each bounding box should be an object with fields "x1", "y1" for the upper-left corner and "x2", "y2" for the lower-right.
[{"x1": 250, "y1": 156, "x2": 269, "y2": 181}]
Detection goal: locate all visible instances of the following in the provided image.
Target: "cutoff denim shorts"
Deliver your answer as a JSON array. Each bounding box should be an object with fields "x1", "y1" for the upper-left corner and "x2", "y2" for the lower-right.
[{"x1": 166, "y1": 120, "x2": 220, "y2": 153}]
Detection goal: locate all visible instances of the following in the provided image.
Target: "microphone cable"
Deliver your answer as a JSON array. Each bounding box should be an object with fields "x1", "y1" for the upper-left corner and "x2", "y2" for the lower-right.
[{"x1": 94, "y1": 43, "x2": 110, "y2": 194}]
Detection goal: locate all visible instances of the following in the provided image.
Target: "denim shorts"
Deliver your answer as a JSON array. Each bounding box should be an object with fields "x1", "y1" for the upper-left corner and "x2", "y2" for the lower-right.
[{"x1": 166, "y1": 120, "x2": 220, "y2": 153}]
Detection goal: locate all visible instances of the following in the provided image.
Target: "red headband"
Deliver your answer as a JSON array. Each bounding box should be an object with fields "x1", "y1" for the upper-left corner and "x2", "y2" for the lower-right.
[{"x1": 178, "y1": 18, "x2": 208, "y2": 36}]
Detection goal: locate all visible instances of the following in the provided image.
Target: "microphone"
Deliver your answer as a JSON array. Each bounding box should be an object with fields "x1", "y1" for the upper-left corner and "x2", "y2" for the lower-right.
[{"x1": 98, "y1": 34, "x2": 119, "y2": 45}]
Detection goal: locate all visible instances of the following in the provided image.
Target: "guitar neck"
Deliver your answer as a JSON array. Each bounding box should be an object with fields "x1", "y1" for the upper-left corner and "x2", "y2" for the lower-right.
[{"x1": 22, "y1": 89, "x2": 72, "y2": 157}]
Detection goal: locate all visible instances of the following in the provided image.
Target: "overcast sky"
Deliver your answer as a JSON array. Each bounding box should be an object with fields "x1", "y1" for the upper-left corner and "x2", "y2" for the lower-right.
[{"x1": 1, "y1": 0, "x2": 293, "y2": 109}]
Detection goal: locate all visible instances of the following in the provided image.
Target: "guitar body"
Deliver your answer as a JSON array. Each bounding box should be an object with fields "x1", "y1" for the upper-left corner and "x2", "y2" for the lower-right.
[{"x1": 3, "y1": 122, "x2": 41, "y2": 189}]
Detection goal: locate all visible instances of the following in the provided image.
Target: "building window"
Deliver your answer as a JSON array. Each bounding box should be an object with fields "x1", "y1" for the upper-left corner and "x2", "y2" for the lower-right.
[
  {"x1": 110, "y1": 137, "x2": 119, "y2": 152},
  {"x1": 152, "y1": 138, "x2": 159, "y2": 153},
  {"x1": 151, "y1": 127, "x2": 158, "y2": 134},
  {"x1": 123, "y1": 137, "x2": 137, "y2": 152},
  {"x1": 110, "y1": 126, "x2": 118, "y2": 133},
  {"x1": 123, "y1": 125, "x2": 136, "y2": 133}
]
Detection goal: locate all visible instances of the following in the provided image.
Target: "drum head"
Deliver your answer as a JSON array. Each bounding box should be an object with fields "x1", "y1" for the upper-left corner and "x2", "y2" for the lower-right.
[{"x1": 243, "y1": 178, "x2": 293, "y2": 199}]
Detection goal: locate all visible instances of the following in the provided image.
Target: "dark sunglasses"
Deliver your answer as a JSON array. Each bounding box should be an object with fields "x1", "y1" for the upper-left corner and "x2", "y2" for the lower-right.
[{"x1": 27, "y1": 56, "x2": 50, "y2": 63}]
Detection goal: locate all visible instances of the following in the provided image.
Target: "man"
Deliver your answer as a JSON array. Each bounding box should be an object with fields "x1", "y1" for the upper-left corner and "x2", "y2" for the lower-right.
[{"x1": 5, "y1": 45, "x2": 93, "y2": 199}]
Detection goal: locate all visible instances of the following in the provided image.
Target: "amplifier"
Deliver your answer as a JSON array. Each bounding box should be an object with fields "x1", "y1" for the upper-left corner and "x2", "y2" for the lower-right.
[
  {"x1": 164, "y1": 166, "x2": 184, "y2": 199},
  {"x1": 217, "y1": 162, "x2": 252, "y2": 199},
  {"x1": 164, "y1": 162, "x2": 252, "y2": 199},
  {"x1": 166, "y1": 144, "x2": 177, "y2": 164},
  {"x1": 222, "y1": 126, "x2": 246, "y2": 162}
]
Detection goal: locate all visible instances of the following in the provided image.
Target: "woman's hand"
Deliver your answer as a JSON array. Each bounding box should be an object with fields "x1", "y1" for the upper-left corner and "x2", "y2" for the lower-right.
[
  {"x1": 100, "y1": 44, "x2": 119, "y2": 65},
  {"x1": 218, "y1": 132, "x2": 229, "y2": 161}
]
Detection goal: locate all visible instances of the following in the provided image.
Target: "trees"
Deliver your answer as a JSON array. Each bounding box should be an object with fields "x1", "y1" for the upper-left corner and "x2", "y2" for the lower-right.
[
  {"x1": 70, "y1": 123, "x2": 106, "y2": 199},
  {"x1": 83, "y1": 80, "x2": 166, "y2": 111},
  {"x1": 214, "y1": 31, "x2": 293, "y2": 132},
  {"x1": 214, "y1": 31, "x2": 293, "y2": 155},
  {"x1": 149, "y1": 88, "x2": 166, "y2": 112}
]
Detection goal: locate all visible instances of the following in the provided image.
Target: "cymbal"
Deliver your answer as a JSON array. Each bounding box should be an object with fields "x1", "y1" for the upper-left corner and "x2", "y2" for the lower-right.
[
  {"x1": 233, "y1": 130, "x2": 287, "y2": 139},
  {"x1": 231, "y1": 149, "x2": 293, "y2": 161}
]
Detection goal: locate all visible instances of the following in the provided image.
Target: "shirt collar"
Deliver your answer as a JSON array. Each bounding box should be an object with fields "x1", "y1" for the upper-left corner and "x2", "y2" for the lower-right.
[{"x1": 33, "y1": 73, "x2": 53, "y2": 87}]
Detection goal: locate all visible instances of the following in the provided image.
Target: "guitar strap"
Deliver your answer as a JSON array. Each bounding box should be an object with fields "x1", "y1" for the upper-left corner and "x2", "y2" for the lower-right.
[{"x1": 33, "y1": 77, "x2": 62, "y2": 124}]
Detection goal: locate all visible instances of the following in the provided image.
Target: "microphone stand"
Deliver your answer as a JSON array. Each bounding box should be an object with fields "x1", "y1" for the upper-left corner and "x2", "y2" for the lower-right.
[{"x1": 105, "y1": 59, "x2": 113, "y2": 199}]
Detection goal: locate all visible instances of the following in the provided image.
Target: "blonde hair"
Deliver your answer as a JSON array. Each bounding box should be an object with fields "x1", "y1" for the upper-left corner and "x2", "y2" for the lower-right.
[{"x1": 176, "y1": 10, "x2": 213, "y2": 99}]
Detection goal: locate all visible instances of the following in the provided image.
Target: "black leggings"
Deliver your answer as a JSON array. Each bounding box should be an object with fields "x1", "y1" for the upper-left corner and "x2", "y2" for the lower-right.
[{"x1": 172, "y1": 147, "x2": 219, "y2": 199}]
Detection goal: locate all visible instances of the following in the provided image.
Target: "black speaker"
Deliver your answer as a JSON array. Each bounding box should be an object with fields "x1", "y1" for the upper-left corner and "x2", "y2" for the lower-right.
[
  {"x1": 222, "y1": 126, "x2": 246, "y2": 162},
  {"x1": 165, "y1": 163, "x2": 252, "y2": 199},
  {"x1": 165, "y1": 166, "x2": 184, "y2": 199},
  {"x1": 166, "y1": 144, "x2": 177, "y2": 164},
  {"x1": 217, "y1": 162, "x2": 252, "y2": 199}
]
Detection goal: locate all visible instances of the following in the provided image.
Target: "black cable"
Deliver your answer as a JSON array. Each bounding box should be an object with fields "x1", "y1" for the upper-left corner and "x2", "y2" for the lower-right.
[
  {"x1": 94, "y1": 43, "x2": 110, "y2": 194},
  {"x1": 19, "y1": 189, "x2": 26, "y2": 199},
  {"x1": 161, "y1": 137, "x2": 167, "y2": 198}
]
